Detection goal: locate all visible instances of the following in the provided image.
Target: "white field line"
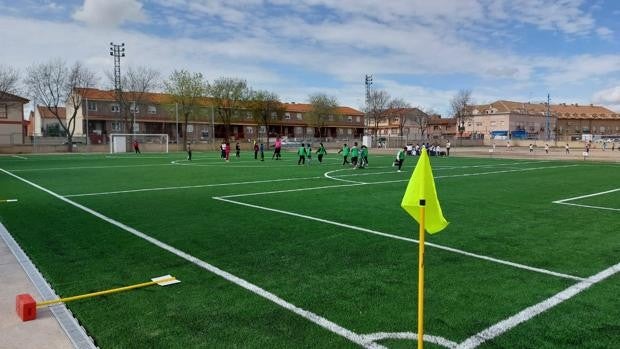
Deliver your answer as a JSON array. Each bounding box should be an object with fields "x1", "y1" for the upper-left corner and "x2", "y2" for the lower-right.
[
  {"x1": 361, "y1": 332, "x2": 457, "y2": 349},
  {"x1": 63, "y1": 176, "x2": 323, "y2": 198},
  {"x1": 553, "y1": 202, "x2": 620, "y2": 212},
  {"x1": 553, "y1": 188, "x2": 620, "y2": 203},
  {"x1": 457, "y1": 260, "x2": 620, "y2": 349},
  {"x1": 0, "y1": 168, "x2": 386, "y2": 349},
  {"x1": 212, "y1": 196, "x2": 583, "y2": 281},
  {"x1": 432, "y1": 161, "x2": 550, "y2": 170},
  {"x1": 8, "y1": 163, "x2": 172, "y2": 172},
  {"x1": 324, "y1": 169, "x2": 367, "y2": 184},
  {"x1": 11, "y1": 155, "x2": 28, "y2": 160}
]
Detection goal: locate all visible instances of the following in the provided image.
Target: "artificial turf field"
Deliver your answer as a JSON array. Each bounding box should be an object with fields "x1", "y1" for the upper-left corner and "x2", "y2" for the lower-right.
[{"x1": 0, "y1": 150, "x2": 619, "y2": 348}]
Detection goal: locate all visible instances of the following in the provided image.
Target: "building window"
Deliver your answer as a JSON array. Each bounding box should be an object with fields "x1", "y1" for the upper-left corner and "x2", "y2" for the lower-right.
[
  {"x1": 347, "y1": 116, "x2": 353, "y2": 122},
  {"x1": 328, "y1": 115, "x2": 334, "y2": 121},
  {"x1": 129, "y1": 104, "x2": 140, "y2": 113},
  {"x1": 0, "y1": 104, "x2": 7, "y2": 118},
  {"x1": 133, "y1": 123, "x2": 140, "y2": 132},
  {"x1": 148, "y1": 106, "x2": 157, "y2": 114},
  {"x1": 475, "y1": 122, "x2": 482, "y2": 126},
  {"x1": 347, "y1": 129, "x2": 352, "y2": 135},
  {"x1": 284, "y1": 112, "x2": 291, "y2": 120},
  {"x1": 111, "y1": 122, "x2": 122, "y2": 132},
  {"x1": 296, "y1": 113, "x2": 302, "y2": 120},
  {"x1": 110, "y1": 103, "x2": 120, "y2": 113},
  {"x1": 246, "y1": 127, "x2": 254, "y2": 134},
  {"x1": 87, "y1": 101, "x2": 97, "y2": 111},
  {"x1": 338, "y1": 128, "x2": 344, "y2": 135},
  {"x1": 393, "y1": 117, "x2": 399, "y2": 123},
  {"x1": 271, "y1": 111, "x2": 277, "y2": 120},
  {"x1": 356, "y1": 116, "x2": 361, "y2": 122}
]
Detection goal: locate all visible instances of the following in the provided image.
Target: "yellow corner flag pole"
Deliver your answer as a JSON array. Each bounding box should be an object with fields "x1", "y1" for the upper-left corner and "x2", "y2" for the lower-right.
[
  {"x1": 417, "y1": 200, "x2": 426, "y2": 349},
  {"x1": 400, "y1": 148, "x2": 448, "y2": 349}
]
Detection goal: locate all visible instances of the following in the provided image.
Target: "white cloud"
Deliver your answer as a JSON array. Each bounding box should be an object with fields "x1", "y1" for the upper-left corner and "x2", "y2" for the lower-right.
[
  {"x1": 593, "y1": 86, "x2": 620, "y2": 112},
  {"x1": 73, "y1": 0, "x2": 147, "y2": 28}
]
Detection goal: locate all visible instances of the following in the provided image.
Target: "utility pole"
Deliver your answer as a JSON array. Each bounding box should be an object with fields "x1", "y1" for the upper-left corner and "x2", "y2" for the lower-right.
[
  {"x1": 546, "y1": 93, "x2": 551, "y2": 141},
  {"x1": 109, "y1": 42, "x2": 125, "y2": 133}
]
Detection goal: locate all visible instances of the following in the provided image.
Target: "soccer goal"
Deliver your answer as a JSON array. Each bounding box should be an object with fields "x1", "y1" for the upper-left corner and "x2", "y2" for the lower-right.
[{"x1": 109, "y1": 134, "x2": 169, "y2": 154}]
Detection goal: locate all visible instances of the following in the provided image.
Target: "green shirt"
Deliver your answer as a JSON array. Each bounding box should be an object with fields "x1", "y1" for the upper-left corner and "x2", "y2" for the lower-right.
[
  {"x1": 397, "y1": 150, "x2": 405, "y2": 160},
  {"x1": 298, "y1": 146, "x2": 306, "y2": 156},
  {"x1": 317, "y1": 146, "x2": 326, "y2": 155},
  {"x1": 341, "y1": 146, "x2": 350, "y2": 156},
  {"x1": 361, "y1": 147, "x2": 368, "y2": 157},
  {"x1": 350, "y1": 147, "x2": 359, "y2": 157}
]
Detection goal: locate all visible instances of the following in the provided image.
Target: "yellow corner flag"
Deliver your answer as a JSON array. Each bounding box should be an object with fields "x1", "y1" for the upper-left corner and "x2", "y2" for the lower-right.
[{"x1": 401, "y1": 148, "x2": 448, "y2": 234}]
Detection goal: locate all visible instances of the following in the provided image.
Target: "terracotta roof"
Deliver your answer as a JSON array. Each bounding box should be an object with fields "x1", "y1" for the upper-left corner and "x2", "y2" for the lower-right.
[
  {"x1": 37, "y1": 106, "x2": 66, "y2": 119},
  {"x1": 282, "y1": 103, "x2": 364, "y2": 116},
  {"x1": 0, "y1": 92, "x2": 29, "y2": 103},
  {"x1": 471, "y1": 100, "x2": 619, "y2": 119}
]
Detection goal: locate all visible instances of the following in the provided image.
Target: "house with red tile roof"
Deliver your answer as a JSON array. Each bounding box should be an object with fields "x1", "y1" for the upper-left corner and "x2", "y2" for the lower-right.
[
  {"x1": 465, "y1": 100, "x2": 620, "y2": 140},
  {"x1": 61, "y1": 88, "x2": 364, "y2": 144},
  {"x1": 0, "y1": 92, "x2": 29, "y2": 145}
]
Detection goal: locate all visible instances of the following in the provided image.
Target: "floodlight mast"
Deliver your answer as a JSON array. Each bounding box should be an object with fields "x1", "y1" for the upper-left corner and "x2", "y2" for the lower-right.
[
  {"x1": 365, "y1": 74, "x2": 373, "y2": 136},
  {"x1": 110, "y1": 42, "x2": 125, "y2": 133}
]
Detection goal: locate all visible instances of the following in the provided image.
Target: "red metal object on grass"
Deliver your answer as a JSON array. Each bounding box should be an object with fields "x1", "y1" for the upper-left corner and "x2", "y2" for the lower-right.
[{"x1": 16, "y1": 294, "x2": 36, "y2": 321}]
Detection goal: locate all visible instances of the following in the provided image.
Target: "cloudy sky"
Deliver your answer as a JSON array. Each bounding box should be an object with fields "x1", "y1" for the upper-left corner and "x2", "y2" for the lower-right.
[{"x1": 2, "y1": 0, "x2": 620, "y2": 114}]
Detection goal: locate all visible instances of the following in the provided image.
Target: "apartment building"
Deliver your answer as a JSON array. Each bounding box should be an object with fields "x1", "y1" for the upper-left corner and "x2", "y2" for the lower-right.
[{"x1": 0, "y1": 92, "x2": 29, "y2": 145}]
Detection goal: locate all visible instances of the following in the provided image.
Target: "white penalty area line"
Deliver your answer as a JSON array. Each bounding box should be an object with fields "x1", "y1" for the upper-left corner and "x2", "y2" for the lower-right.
[
  {"x1": 7, "y1": 163, "x2": 173, "y2": 172},
  {"x1": 63, "y1": 176, "x2": 323, "y2": 198},
  {"x1": 553, "y1": 188, "x2": 620, "y2": 212},
  {"x1": 361, "y1": 332, "x2": 457, "y2": 349},
  {"x1": 212, "y1": 196, "x2": 583, "y2": 281},
  {"x1": 457, "y1": 260, "x2": 620, "y2": 348},
  {"x1": 0, "y1": 168, "x2": 386, "y2": 349},
  {"x1": 11, "y1": 155, "x2": 28, "y2": 160},
  {"x1": 324, "y1": 168, "x2": 367, "y2": 184}
]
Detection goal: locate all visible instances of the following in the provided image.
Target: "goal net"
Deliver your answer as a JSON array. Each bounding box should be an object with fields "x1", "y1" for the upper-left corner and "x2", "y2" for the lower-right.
[{"x1": 109, "y1": 134, "x2": 169, "y2": 154}]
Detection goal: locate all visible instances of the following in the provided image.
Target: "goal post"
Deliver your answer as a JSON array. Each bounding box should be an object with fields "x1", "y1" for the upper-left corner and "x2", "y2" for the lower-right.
[{"x1": 109, "y1": 134, "x2": 169, "y2": 154}]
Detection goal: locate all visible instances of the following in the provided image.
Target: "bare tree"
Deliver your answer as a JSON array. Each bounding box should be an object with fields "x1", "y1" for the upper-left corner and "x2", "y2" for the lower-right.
[
  {"x1": 366, "y1": 90, "x2": 391, "y2": 138},
  {"x1": 164, "y1": 70, "x2": 208, "y2": 150},
  {"x1": 247, "y1": 89, "x2": 285, "y2": 146},
  {"x1": 107, "y1": 66, "x2": 160, "y2": 133},
  {"x1": 307, "y1": 93, "x2": 338, "y2": 140},
  {"x1": 209, "y1": 77, "x2": 249, "y2": 140},
  {"x1": 25, "y1": 59, "x2": 97, "y2": 152},
  {"x1": 451, "y1": 89, "x2": 472, "y2": 139},
  {"x1": 0, "y1": 65, "x2": 20, "y2": 99},
  {"x1": 412, "y1": 107, "x2": 434, "y2": 140},
  {"x1": 387, "y1": 97, "x2": 411, "y2": 137}
]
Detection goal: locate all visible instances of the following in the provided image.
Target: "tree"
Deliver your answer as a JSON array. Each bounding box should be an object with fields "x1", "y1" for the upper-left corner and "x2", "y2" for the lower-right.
[
  {"x1": 412, "y1": 107, "x2": 434, "y2": 140},
  {"x1": 247, "y1": 89, "x2": 285, "y2": 147},
  {"x1": 366, "y1": 90, "x2": 391, "y2": 138},
  {"x1": 0, "y1": 65, "x2": 19, "y2": 100},
  {"x1": 164, "y1": 70, "x2": 208, "y2": 150},
  {"x1": 451, "y1": 89, "x2": 472, "y2": 140},
  {"x1": 108, "y1": 66, "x2": 160, "y2": 133},
  {"x1": 386, "y1": 97, "x2": 411, "y2": 137},
  {"x1": 209, "y1": 77, "x2": 249, "y2": 140},
  {"x1": 25, "y1": 59, "x2": 96, "y2": 152},
  {"x1": 307, "y1": 93, "x2": 338, "y2": 140}
]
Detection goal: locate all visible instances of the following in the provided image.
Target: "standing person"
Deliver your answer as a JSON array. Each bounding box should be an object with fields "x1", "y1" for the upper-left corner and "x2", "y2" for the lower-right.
[
  {"x1": 225, "y1": 141, "x2": 231, "y2": 162},
  {"x1": 529, "y1": 144, "x2": 533, "y2": 153},
  {"x1": 273, "y1": 137, "x2": 282, "y2": 160},
  {"x1": 565, "y1": 143, "x2": 570, "y2": 154},
  {"x1": 506, "y1": 140, "x2": 511, "y2": 151},
  {"x1": 492, "y1": 141, "x2": 496, "y2": 151},
  {"x1": 235, "y1": 142, "x2": 240, "y2": 158},
  {"x1": 359, "y1": 145, "x2": 369, "y2": 168},
  {"x1": 612, "y1": 142, "x2": 616, "y2": 151},
  {"x1": 259, "y1": 143, "x2": 265, "y2": 161},
  {"x1": 133, "y1": 139, "x2": 141, "y2": 154},
  {"x1": 187, "y1": 142, "x2": 192, "y2": 161},
  {"x1": 297, "y1": 143, "x2": 306, "y2": 165},
  {"x1": 350, "y1": 142, "x2": 359, "y2": 167},
  {"x1": 446, "y1": 141, "x2": 451, "y2": 156},
  {"x1": 396, "y1": 146, "x2": 406, "y2": 172},
  {"x1": 316, "y1": 142, "x2": 327, "y2": 163},
  {"x1": 306, "y1": 144, "x2": 312, "y2": 165},
  {"x1": 338, "y1": 144, "x2": 350, "y2": 165},
  {"x1": 544, "y1": 143, "x2": 549, "y2": 154},
  {"x1": 253, "y1": 142, "x2": 259, "y2": 159},
  {"x1": 220, "y1": 142, "x2": 226, "y2": 159},
  {"x1": 603, "y1": 141, "x2": 607, "y2": 151}
]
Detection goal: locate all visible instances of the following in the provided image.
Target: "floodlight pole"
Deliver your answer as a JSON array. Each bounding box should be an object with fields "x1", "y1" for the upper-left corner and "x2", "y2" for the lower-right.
[{"x1": 109, "y1": 42, "x2": 125, "y2": 132}]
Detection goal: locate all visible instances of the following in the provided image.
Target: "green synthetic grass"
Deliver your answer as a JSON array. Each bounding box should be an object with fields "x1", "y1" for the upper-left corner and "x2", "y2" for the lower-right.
[{"x1": 0, "y1": 151, "x2": 619, "y2": 348}]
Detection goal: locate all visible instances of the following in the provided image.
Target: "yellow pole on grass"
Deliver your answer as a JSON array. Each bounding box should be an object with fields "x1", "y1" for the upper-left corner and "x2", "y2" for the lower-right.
[
  {"x1": 37, "y1": 276, "x2": 176, "y2": 307},
  {"x1": 417, "y1": 202, "x2": 426, "y2": 349}
]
